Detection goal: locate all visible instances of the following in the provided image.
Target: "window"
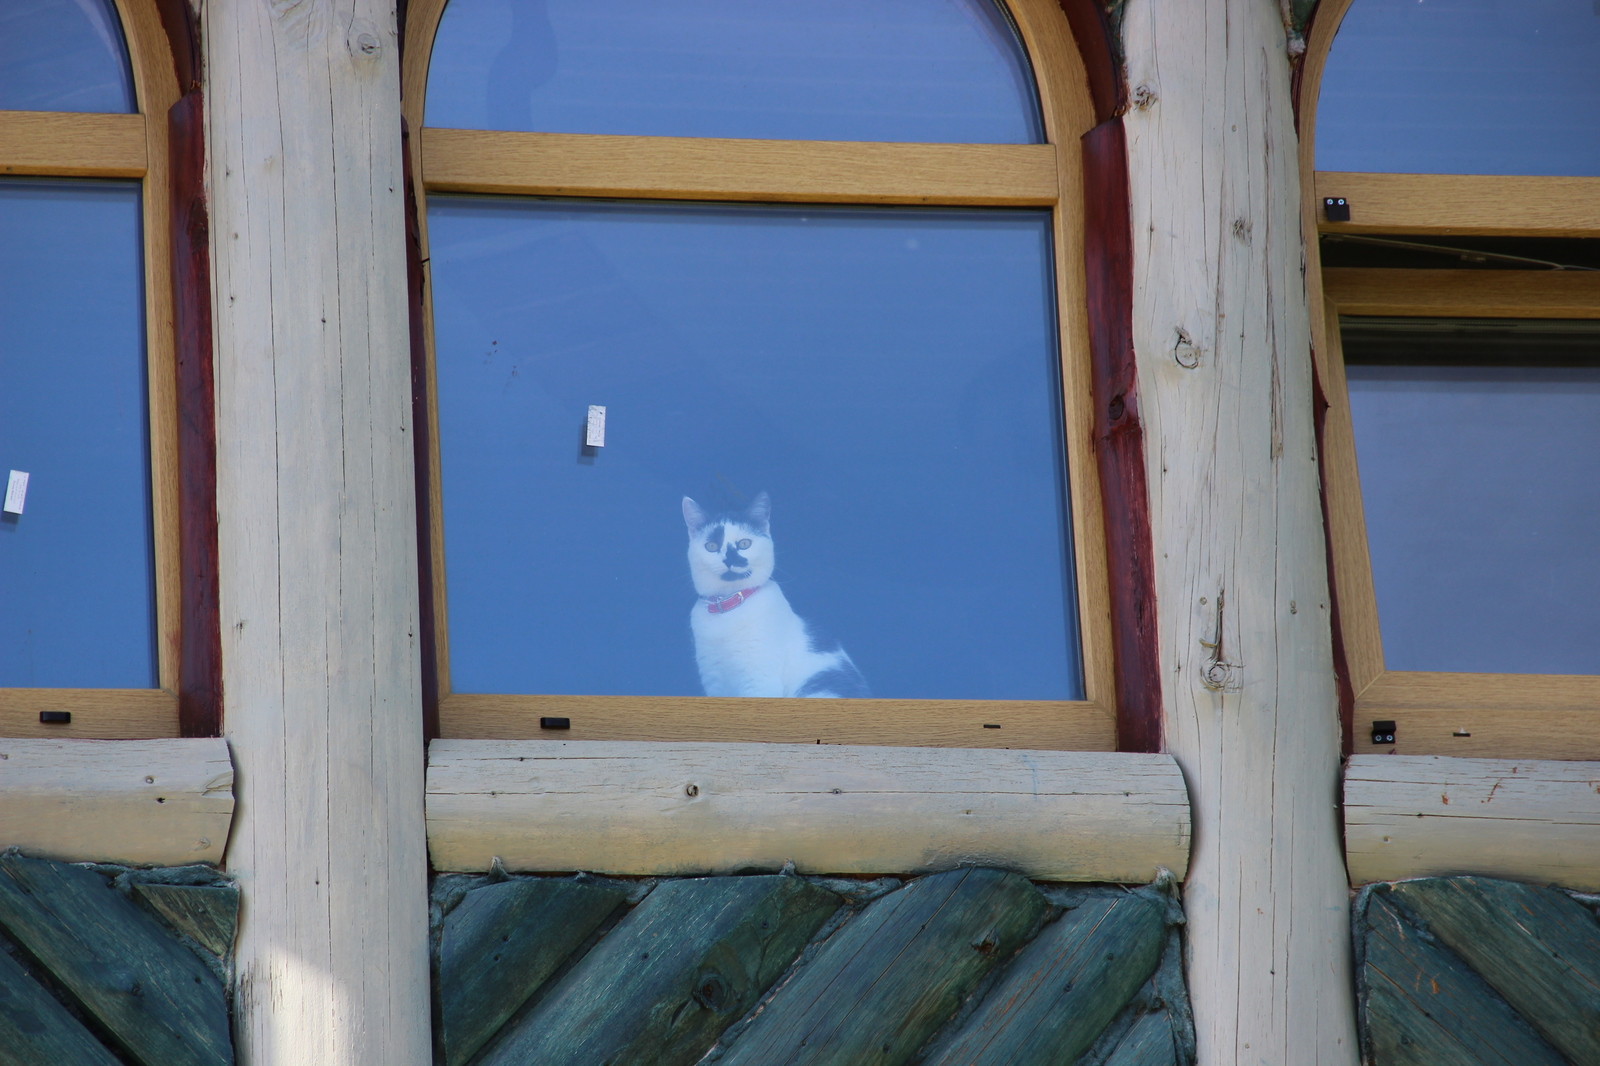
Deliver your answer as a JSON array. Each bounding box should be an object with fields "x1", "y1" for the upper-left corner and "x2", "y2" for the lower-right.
[
  {"x1": 1301, "y1": 0, "x2": 1600, "y2": 761},
  {"x1": 0, "y1": 0, "x2": 183, "y2": 735},
  {"x1": 405, "y1": 0, "x2": 1114, "y2": 749}
]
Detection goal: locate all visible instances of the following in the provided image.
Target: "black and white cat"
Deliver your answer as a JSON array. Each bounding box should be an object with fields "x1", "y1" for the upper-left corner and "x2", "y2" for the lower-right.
[{"x1": 682, "y1": 492, "x2": 869, "y2": 699}]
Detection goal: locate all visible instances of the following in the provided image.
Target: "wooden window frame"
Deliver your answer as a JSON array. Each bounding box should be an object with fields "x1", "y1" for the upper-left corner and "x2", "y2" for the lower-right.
[
  {"x1": 402, "y1": 0, "x2": 1120, "y2": 750},
  {"x1": 0, "y1": 0, "x2": 199, "y2": 738},
  {"x1": 1301, "y1": 0, "x2": 1600, "y2": 762}
]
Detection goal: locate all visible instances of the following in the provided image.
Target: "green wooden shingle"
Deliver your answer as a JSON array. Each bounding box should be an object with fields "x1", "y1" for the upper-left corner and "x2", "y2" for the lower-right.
[
  {"x1": 478, "y1": 874, "x2": 838, "y2": 1066},
  {"x1": 922, "y1": 891, "x2": 1166, "y2": 1066},
  {"x1": 131, "y1": 884, "x2": 239, "y2": 957},
  {"x1": 718, "y1": 867, "x2": 1049, "y2": 1066},
  {"x1": 0, "y1": 855, "x2": 232, "y2": 1066},
  {"x1": 1385, "y1": 877, "x2": 1600, "y2": 1064},
  {"x1": 1101, "y1": 1010, "x2": 1179, "y2": 1066},
  {"x1": 1361, "y1": 892, "x2": 1563, "y2": 1066},
  {"x1": 0, "y1": 942, "x2": 122, "y2": 1066},
  {"x1": 437, "y1": 878, "x2": 626, "y2": 1066}
]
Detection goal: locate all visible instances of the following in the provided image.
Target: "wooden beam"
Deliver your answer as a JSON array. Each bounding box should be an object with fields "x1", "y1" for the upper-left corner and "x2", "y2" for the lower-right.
[
  {"x1": 420, "y1": 129, "x2": 1059, "y2": 205},
  {"x1": 426, "y1": 740, "x2": 1191, "y2": 881},
  {"x1": 0, "y1": 111, "x2": 147, "y2": 177},
  {"x1": 440, "y1": 694, "x2": 1115, "y2": 751},
  {"x1": 206, "y1": 0, "x2": 431, "y2": 1061},
  {"x1": 1324, "y1": 268, "x2": 1600, "y2": 320},
  {"x1": 1345, "y1": 754, "x2": 1600, "y2": 891},
  {"x1": 0, "y1": 689, "x2": 179, "y2": 738},
  {"x1": 0, "y1": 738, "x2": 232, "y2": 865},
  {"x1": 1353, "y1": 672, "x2": 1600, "y2": 762},
  {"x1": 1314, "y1": 172, "x2": 1600, "y2": 238},
  {"x1": 1122, "y1": 0, "x2": 1358, "y2": 1058}
]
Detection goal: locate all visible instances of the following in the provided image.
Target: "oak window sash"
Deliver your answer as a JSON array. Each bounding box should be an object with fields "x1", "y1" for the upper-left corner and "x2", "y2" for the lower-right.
[
  {"x1": 0, "y1": 0, "x2": 183, "y2": 739},
  {"x1": 402, "y1": 0, "x2": 1119, "y2": 750}
]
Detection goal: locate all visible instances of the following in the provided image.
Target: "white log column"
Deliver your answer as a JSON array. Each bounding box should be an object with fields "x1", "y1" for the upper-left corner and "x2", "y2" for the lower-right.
[
  {"x1": 206, "y1": 2, "x2": 429, "y2": 1063},
  {"x1": 1120, "y1": 1, "x2": 1358, "y2": 1062}
]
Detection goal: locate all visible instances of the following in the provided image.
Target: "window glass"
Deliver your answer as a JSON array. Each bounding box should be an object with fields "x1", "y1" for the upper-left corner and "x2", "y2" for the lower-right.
[
  {"x1": 0, "y1": 0, "x2": 135, "y2": 114},
  {"x1": 0, "y1": 180, "x2": 155, "y2": 688},
  {"x1": 430, "y1": 198, "x2": 1081, "y2": 700},
  {"x1": 426, "y1": 0, "x2": 1043, "y2": 143},
  {"x1": 1343, "y1": 317, "x2": 1600, "y2": 675},
  {"x1": 1317, "y1": 0, "x2": 1600, "y2": 176}
]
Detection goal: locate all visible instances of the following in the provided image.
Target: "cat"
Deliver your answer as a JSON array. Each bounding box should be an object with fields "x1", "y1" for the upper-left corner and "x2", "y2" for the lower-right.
[{"x1": 681, "y1": 492, "x2": 870, "y2": 699}]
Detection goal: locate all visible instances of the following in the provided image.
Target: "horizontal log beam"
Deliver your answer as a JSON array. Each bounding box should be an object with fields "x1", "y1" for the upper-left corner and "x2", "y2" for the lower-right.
[
  {"x1": 421, "y1": 129, "x2": 1060, "y2": 205},
  {"x1": 1345, "y1": 754, "x2": 1600, "y2": 891},
  {"x1": 426, "y1": 740, "x2": 1191, "y2": 881},
  {"x1": 0, "y1": 739, "x2": 233, "y2": 866}
]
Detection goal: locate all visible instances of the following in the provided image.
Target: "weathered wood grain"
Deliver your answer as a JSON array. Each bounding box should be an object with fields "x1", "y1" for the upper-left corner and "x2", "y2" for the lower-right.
[
  {"x1": 0, "y1": 738, "x2": 232, "y2": 865},
  {"x1": 0, "y1": 942, "x2": 122, "y2": 1066},
  {"x1": 438, "y1": 879, "x2": 626, "y2": 1066},
  {"x1": 1360, "y1": 893, "x2": 1564, "y2": 1066},
  {"x1": 131, "y1": 884, "x2": 238, "y2": 957},
  {"x1": 1100, "y1": 1010, "x2": 1179, "y2": 1066},
  {"x1": 1385, "y1": 878, "x2": 1600, "y2": 1064},
  {"x1": 719, "y1": 868, "x2": 1048, "y2": 1066},
  {"x1": 479, "y1": 875, "x2": 837, "y2": 1066},
  {"x1": 426, "y1": 741, "x2": 1191, "y2": 880},
  {"x1": 1345, "y1": 755, "x2": 1600, "y2": 890},
  {"x1": 0, "y1": 855, "x2": 231, "y2": 1066},
  {"x1": 922, "y1": 891, "x2": 1166, "y2": 1066},
  {"x1": 1121, "y1": 0, "x2": 1359, "y2": 1057},
  {"x1": 205, "y1": 0, "x2": 431, "y2": 1061}
]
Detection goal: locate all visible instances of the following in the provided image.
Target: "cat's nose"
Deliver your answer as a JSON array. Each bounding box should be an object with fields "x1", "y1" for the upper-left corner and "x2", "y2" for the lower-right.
[{"x1": 724, "y1": 547, "x2": 747, "y2": 567}]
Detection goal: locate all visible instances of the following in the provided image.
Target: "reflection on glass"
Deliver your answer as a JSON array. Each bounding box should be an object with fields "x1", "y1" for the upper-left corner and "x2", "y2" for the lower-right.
[
  {"x1": 430, "y1": 198, "x2": 1081, "y2": 700},
  {"x1": 0, "y1": 0, "x2": 134, "y2": 113},
  {"x1": 426, "y1": 0, "x2": 1042, "y2": 143},
  {"x1": 1343, "y1": 317, "x2": 1600, "y2": 675},
  {"x1": 1317, "y1": 0, "x2": 1600, "y2": 176},
  {"x1": 0, "y1": 180, "x2": 154, "y2": 687}
]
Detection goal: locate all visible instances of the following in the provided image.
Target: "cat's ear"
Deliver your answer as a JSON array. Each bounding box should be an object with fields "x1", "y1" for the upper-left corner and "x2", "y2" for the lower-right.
[
  {"x1": 746, "y1": 491, "x2": 771, "y2": 533},
  {"x1": 682, "y1": 496, "x2": 707, "y2": 532}
]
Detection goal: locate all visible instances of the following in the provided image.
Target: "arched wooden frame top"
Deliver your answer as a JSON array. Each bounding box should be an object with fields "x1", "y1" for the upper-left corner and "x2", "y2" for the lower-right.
[
  {"x1": 1299, "y1": 0, "x2": 1600, "y2": 762},
  {"x1": 401, "y1": 0, "x2": 1119, "y2": 750},
  {"x1": 0, "y1": 0, "x2": 185, "y2": 738}
]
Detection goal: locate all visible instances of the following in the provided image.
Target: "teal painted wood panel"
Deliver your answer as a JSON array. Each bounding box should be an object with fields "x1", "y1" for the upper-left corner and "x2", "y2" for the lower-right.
[
  {"x1": 131, "y1": 884, "x2": 239, "y2": 957},
  {"x1": 1361, "y1": 892, "x2": 1564, "y2": 1066},
  {"x1": 438, "y1": 878, "x2": 626, "y2": 1066},
  {"x1": 0, "y1": 940, "x2": 122, "y2": 1066},
  {"x1": 718, "y1": 867, "x2": 1049, "y2": 1066},
  {"x1": 922, "y1": 891, "x2": 1166, "y2": 1066},
  {"x1": 1101, "y1": 1010, "x2": 1179, "y2": 1066},
  {"x1": 478, "y1": 874, "x2": 838, "y2": 1066},
  {"x1": 0, "y1": 855, "x2": 231, "y2": 1066},
  {"x1": 1385, "y1": 877, "x2": 1600, "y2": 1064}
]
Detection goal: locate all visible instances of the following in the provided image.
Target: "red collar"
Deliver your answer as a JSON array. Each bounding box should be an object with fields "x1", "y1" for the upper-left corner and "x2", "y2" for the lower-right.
[{"x1": 706, "y1": 586, "x2": 761, "y2": 614}]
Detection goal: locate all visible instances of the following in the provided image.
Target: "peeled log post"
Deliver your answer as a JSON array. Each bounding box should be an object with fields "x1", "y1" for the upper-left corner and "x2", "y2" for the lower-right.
[
  {"x1": 1119, "y1": 0, "x2": 1358, "y2": 1061},
  {"x1": 205, "y1": 1, "x2": 430, "y2": 1063}
]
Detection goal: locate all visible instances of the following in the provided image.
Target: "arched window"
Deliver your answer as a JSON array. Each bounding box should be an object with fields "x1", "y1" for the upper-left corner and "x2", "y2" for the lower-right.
[
  {"x1": 404, "y1": 0, "x2": 1114, "y2": 748},
  {"x1": 1302, "y1": 0, "x2": 1600, "y2": 760},
  {"x1": 0, "y1": 0, "x2": 184, "y2": 734}
]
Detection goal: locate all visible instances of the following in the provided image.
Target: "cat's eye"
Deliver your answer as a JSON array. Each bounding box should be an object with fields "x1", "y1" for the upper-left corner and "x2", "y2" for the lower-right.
[
  {"x1": 736, "y1": 539, "x2": 752, "y2": 550},
  {"x1": 704, "y1": 541, "x2": 719, "y2": 552}
]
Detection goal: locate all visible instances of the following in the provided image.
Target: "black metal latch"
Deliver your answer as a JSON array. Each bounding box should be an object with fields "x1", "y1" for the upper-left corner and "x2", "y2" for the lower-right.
[
  {"x1": 1371, "y1": 719, "x2": 1396, "y2": 745},
  {"x1": 1324, "y1": 197, "x2": 1351, "y2": 222}
]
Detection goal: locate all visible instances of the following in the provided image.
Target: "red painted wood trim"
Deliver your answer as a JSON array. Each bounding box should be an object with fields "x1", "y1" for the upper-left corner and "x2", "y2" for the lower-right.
[
  {"x1": 151, "y1": 0, "x2": 201, "y2": 92},
  {"x1": 1081, "y1": 118, "x2": 1162, "y2": 754},
  {"x1": 1055, "y1": 0, "x2": 1125, "y2": 123},
  {"x1": 1311, "y1": 366, "x2": 1356, "y2": 757},
  {"x1": 402, "y1": 120, "x2": 442, "y2": 742},
  {"x1": 169, "y1": 89, "x2": 223, "y2": 738}
]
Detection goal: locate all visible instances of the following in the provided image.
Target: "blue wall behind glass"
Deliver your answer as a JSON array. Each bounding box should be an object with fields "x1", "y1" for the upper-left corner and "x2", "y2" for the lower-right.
[
  {"x1": 427, "y1": 0, "x2": 1042, "y2": 143},
  {"x1": 0, "y1": 0, "x2": 134, "y2": 114},
  {"x1": 430, "y1": 198, "x2": 1082, "y2": 700},
  {"x1": 0, "y1": 180, "x2": 155, "y2": 688},
  {"x1": 1348, "y1": 365, "x2": 1600, "y2": 675},
  {"x1": 1318, "y1": 0, "x2": 1600, "y2": 176}
]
